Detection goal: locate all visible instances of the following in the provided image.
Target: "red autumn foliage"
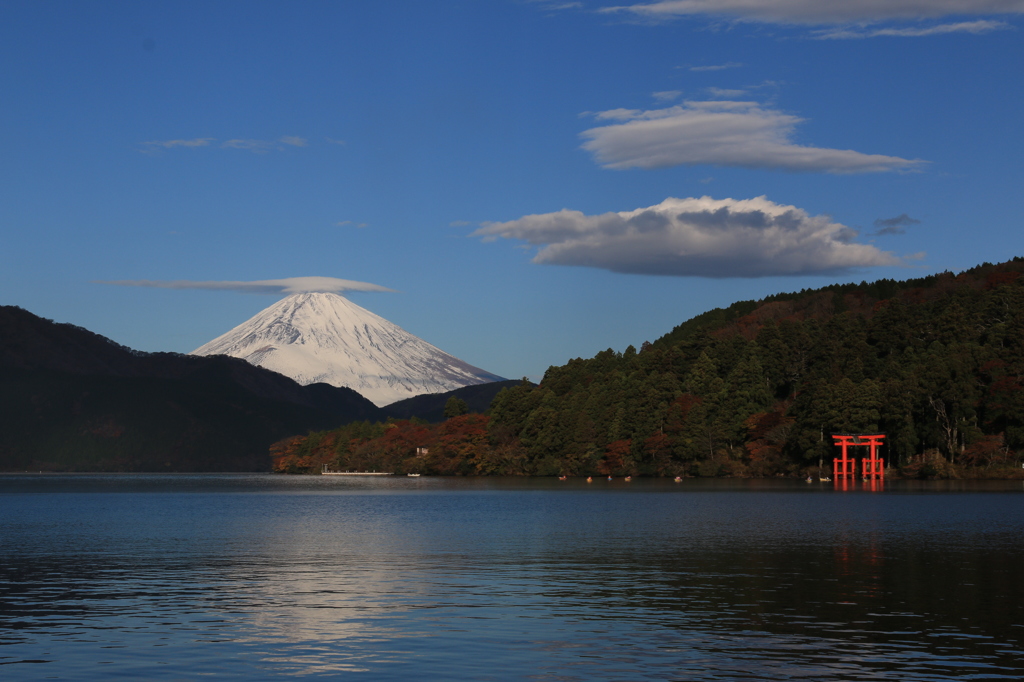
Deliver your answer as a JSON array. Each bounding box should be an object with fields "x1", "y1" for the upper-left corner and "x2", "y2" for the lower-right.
[
  {"x1": 985, "y1": 270, "x2": 1020, "y2": 290},
  {"x1": 598, "y1": 439, "x2": 633, "y2": 476},
  {"x1": 272, "y1": 415, "x2": 496, "y2": 475}
]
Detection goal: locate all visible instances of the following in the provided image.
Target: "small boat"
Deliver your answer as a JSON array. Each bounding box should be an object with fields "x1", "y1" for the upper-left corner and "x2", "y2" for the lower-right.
[
  {"x1": 586, "y1": 476, "x2": 593, "y2": 483},
  {"x1": 624, "y1": 476, "x2": 632, "y2": 482},
  {"x1": 607, "y1": 476, "x2": 613, "y2": 481},
  {"x1": 407, "y1": 473, "x2": 421, "y2": 477},
  {"x1": 558, "y1": 475, "x2": 567, "y2": 481},
  {"x1": 674, "y1": 476, "x2": 682, "y2": 483}
]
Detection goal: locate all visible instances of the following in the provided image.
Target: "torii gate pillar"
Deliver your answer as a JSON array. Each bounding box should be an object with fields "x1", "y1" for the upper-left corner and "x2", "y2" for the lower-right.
[{"x1": 831, "y1": 434, "x2": 886, "y2": 480}]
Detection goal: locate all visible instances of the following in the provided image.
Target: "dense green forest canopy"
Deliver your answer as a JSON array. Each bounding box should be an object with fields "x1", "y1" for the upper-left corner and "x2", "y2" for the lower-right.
[{"x1": 279, "y1": 258, "x2": 1024, "y2": 479}]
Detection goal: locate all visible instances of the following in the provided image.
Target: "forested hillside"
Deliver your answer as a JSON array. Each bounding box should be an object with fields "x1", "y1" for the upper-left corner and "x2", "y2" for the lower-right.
[
  {"x1": 0, "y1": 305, "x2": 381, "y2": 471},
  {"x1": 278, "y1": 258, "x2": 1024, "y2": 478}
]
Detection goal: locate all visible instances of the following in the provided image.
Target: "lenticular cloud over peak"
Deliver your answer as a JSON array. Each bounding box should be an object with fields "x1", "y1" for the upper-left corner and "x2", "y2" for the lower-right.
[
  {"x1": 97, "y1": 276, "x2": 397, "y2": 296},
  {"x1": 474, "y1": 196, "x2": 904, "y2": 278}
]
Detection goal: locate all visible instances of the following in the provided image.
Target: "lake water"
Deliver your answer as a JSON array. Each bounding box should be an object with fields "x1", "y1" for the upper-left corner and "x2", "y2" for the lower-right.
[{"x1": 1, "y1": 475, "x2": 1022, "y2": 680}]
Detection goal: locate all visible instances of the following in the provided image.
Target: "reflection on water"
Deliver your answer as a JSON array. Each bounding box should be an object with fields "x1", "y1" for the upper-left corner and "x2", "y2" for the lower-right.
[{"x1": 1, "y1": 475, "x2": 1023, "y2": 680}]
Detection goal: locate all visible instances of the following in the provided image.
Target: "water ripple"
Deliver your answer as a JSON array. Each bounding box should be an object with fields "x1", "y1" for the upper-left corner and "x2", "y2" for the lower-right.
[{"x1": 1, "y1": 475, "x2": 1023, "y2": 680}]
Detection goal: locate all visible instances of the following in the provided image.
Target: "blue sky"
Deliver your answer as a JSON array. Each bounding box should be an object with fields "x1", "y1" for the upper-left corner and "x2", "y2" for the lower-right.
[{"x1": 3, "y1": 0, "x2": 1023, "y2": 381}]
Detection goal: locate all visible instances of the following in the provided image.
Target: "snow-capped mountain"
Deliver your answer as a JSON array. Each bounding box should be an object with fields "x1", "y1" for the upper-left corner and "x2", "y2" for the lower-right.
[{"x1": 191, "y1": 292, "x2": 504, "y2": 407}]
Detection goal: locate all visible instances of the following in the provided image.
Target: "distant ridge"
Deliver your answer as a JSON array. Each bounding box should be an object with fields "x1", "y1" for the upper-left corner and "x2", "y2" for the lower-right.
[
  {"x1": 0, "y1": 305, "x2": 381, "y2": 472},
  {"x1": 192, "y1": 292, "x2": 504, "y2": 407},
  {"x1": 381, "y1": 379, "x2": 528, "y2": 423}
]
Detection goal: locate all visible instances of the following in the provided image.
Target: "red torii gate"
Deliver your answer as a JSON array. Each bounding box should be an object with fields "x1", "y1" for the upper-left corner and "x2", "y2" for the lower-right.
[{"x1": 831, "y1": 433, "x2": 886, "y2": 480}]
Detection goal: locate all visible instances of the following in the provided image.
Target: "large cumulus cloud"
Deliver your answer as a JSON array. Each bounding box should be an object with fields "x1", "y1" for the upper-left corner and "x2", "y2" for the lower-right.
[{"x1": 473, "y1": 196, "x2": 903, "y2": 277}]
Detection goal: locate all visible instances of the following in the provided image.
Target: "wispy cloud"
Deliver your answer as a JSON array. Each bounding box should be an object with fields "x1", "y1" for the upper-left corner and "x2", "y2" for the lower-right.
[
  {"x1": 222, "y1": 136, "x2": 306, "y2": 152},
  {"x1": 580, "y1": 100, "x2": 924, "y2": 173},
  {"x1": 473, "y1": 196, "x2": 903, "y2": 278},
  {"x1": 142, "y1": 138, "x2": 214, "y2": 149},
  {"x1": 653, "y1": 90, "x2": 683, "y2": 101},
  {"x1": 336, "y1": 220, "x2": 368, "y2": 228},
  {"x1": 872, "y1": 213, "x2": 921, "y2": 236},
  {"x1": 530, "y1": 0, "x2": 583, "y2": 10},
  {"x1": 706, "y1": 87, "x2": 748, "y2": 98},
  {"x1": 96, "y1": 277, "x2": 397, "y2": 295},
  {"x1": 604, "y1": 0, "x2": 1024, "y2": 25},
  {"x1": 141, "y1": 136, "x2": 311, "y2": 154},
  {"x1": 221, "y1": 139, "x2": 275, "y2": 152},
  {"x1": 603, "y1": 1, "x2": 1023, "y2": 38},
  {"x1": 816, "y1": 19, "x2": 1011, "y2": 38},
  {"x1": 687, "y1": 62, "x2": 744, "y2": 72}
]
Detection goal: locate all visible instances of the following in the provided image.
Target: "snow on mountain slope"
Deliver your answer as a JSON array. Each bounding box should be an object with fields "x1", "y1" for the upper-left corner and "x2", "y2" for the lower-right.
[{"x1": 190, "y1": 292, "x2": 504, "y2": 407}]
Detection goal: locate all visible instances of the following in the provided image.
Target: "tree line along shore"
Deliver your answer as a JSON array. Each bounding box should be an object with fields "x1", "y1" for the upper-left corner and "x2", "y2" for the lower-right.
[{"x1": 272, "y1": 258, "x2": 1024, "y2": 480}]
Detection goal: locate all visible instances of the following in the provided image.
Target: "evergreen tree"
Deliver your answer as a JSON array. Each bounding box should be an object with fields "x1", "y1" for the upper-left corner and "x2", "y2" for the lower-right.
[
  {"x1": 721, "y1": 347, "x2": 772, "y2": 445},
  {"x1": 443, "y1": 396, "x2": 469, "y2": 420}
]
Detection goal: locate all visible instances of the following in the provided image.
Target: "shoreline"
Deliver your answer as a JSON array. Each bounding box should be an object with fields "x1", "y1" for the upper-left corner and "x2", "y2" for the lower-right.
[{"x1": 3, "y1": 469, "x2": 1024, "y2": 480}]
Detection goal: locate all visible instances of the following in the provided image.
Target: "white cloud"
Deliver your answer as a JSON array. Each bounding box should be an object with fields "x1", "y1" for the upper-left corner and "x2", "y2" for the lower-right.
[
  {"x1": 688, "y1": 62, "x2": 744, "y2": 72},
  {"x1": 96, "y1": 277, "x2": 397, "y2": 295},
  {"x1": 473, "y1": 196, "x2": 903, "y2": 277},
  {"x1": 706, "y1": 87, "x2": 748, "y2": 98},
  {"x1": 221, "y1": 139, "x2": 276, "y2": 153},
  {"x1": 221, "y1": 137, "x2": 309, "y2": 152},
  {"x1": 592, "y1": 107, "x2": 645, "y2": 121},
  {"x1": 142, "y1": 138, "x2": 214, "y2": 149},
  {"x1": 580, "y1": 100, "x2": 923, "y2": 173},
  {"x1": 816, "y1": 19, "x2": 1011, "y2": 38},
  {"x1": 605, "y1": 0, "x2": 1024, "y2": 25},
  {"x1": 142, "y1": 136, "x2": 311, "y2": 153},
  {"x1": 653, "y1": 90, "x2": 683, "y2": 101}
]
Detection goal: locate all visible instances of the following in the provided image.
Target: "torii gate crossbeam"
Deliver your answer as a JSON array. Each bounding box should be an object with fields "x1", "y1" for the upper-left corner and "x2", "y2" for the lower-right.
[{"x1": 831, "y1": 434, "x2": 886, "y2": 480}]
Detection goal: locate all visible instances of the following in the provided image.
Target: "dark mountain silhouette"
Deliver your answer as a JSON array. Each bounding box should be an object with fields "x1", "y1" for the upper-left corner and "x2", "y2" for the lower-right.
[
  {"x1": 381, "y1": 379, "x2": 526, "y2": 423},
  {"x1": 0, "y1": 305, "x2": 382, "y2": 471}
]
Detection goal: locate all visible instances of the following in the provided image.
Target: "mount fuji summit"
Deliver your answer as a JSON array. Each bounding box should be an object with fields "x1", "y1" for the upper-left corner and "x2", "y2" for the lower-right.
[{"x1": 191, "y1": 292, "x2": 504, "y2": 406}]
